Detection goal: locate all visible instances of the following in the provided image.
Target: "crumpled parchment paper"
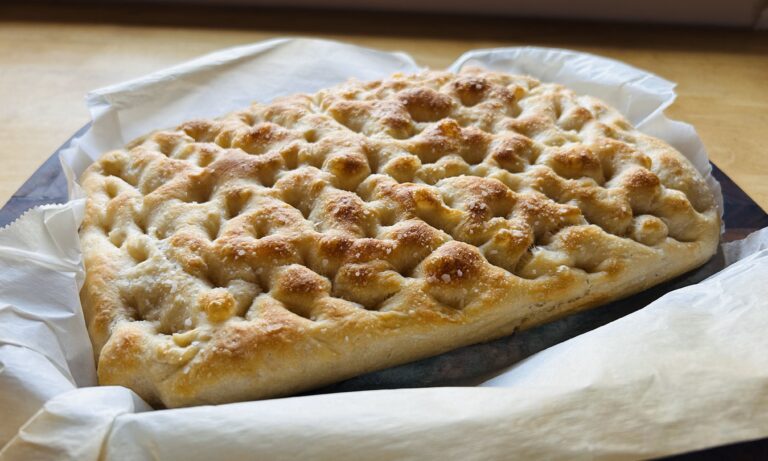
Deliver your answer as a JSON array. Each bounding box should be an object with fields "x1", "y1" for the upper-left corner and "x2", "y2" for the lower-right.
[{"x1": 1, "y1": 38, "x2": 764, "y2": 461}]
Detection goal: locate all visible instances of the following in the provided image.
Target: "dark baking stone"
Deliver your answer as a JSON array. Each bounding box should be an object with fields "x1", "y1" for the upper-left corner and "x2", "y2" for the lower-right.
[{"x1": 2, "y1": 125, "x2": 766, "y2": 458}]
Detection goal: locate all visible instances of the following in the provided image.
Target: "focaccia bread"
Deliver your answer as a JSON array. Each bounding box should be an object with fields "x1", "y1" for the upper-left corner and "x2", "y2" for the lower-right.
[{"x1": 79, "y1": 69, "x2": 720, "y2": 408}]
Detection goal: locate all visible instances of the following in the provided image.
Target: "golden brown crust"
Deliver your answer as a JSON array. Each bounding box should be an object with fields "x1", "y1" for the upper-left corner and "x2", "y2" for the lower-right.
[{"x1": 79, "y1": 69, "x2": 720, "y2": 407}]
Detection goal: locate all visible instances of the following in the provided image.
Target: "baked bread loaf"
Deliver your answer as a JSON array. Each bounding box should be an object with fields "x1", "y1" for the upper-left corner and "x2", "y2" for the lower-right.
[{"x1": 79, "y1": 69, "x2": 720, "y2": 407}]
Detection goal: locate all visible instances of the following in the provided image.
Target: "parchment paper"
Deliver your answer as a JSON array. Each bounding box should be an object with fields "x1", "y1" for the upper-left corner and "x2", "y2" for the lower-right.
[{"x1": 1, "y1": 38, "x2": 764, "y2": 460}]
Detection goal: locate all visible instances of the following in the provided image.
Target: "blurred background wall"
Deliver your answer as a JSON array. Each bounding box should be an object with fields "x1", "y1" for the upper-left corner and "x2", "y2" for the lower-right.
[{"x1": 95, "y1": 0, "x2": 768, "y2": 28}]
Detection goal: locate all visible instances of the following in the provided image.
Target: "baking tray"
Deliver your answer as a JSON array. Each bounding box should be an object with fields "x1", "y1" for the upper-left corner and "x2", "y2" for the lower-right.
[{"x1": 3, "y1": 124, "x2": 767, "y2": 459}]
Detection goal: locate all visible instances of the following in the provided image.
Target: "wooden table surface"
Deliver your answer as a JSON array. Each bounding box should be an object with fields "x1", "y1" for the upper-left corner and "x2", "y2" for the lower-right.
[{"x1": 1, "y1": 3, "x2": 767, "y2": 211}]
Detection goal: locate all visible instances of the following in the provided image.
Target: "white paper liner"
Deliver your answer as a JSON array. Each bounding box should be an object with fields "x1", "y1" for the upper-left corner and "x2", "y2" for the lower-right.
[{"x1": 1, "y1": 38, "x2": 762, "y2": 460}]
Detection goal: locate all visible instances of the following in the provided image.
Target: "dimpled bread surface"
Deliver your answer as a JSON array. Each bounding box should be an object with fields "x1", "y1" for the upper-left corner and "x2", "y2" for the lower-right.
[{"x1": 79, "y1": 68, "x2": 720, "y2": 407}]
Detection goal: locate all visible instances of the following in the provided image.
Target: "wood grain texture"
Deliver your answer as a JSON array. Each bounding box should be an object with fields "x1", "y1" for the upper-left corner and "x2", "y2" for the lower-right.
[{"x1": 0, "y1": 2, "x2": 766, "y2": 210}]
